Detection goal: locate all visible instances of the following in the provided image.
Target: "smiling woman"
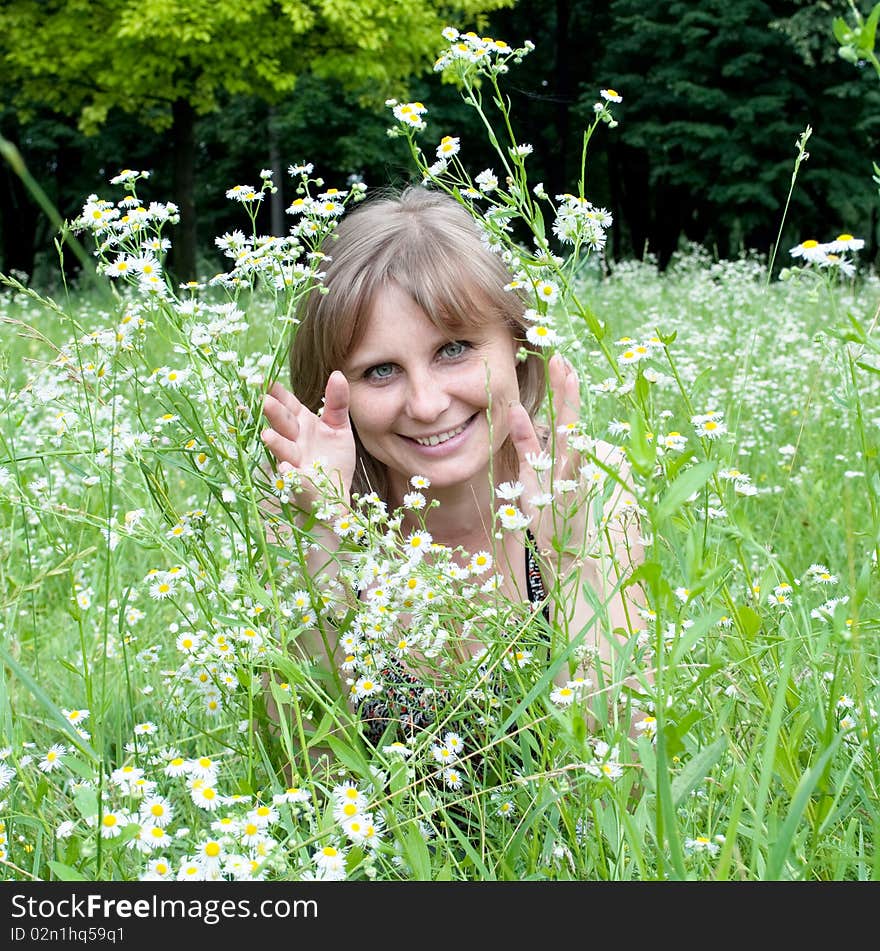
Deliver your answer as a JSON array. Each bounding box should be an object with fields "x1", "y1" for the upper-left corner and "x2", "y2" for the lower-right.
[
  {"x1": 283, "y1": 186, "x2": 547, "y2": 503},
  {"x1": 260, "y1": 185, "x2": 645, "y2": 748}
]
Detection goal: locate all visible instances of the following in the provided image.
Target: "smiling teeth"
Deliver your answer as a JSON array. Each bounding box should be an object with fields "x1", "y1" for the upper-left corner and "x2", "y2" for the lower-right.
[{"x1": 414, "y1": 422, "x2": 467, "y2": 446}]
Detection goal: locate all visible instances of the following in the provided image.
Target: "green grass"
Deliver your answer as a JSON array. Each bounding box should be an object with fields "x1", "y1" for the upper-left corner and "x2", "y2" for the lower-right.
[
  {"x1": 1, "y1": 31, "x2": 878, "y2": 881},
  {"x1": 0, "y1": 233, "x2": 877, "y2": 881}
]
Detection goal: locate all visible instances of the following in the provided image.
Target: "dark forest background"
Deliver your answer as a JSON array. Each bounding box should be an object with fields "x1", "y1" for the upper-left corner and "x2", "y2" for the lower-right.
[{"x1": 2, "y1": 0, "x2": 878, "y2": 285}]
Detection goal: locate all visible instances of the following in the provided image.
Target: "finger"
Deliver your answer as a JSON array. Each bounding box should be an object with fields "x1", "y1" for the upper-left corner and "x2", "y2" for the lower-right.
[
  {"x1": 266, "y1": 381, "x2": 303, "y2": 416},
  {"x1": 550, "y1": 354, "x2": 581, "y2": 479},
  {"x1": 262, "y1": 393, "x2": 301, "y2": 442},
  {"x1": 260, "y1": 427, "x2": 301, "y2": 469},
  {"x1": 507, "y1": 400, "x2": 543, "y2": 520},
  {"x1": 321, "y1": 370, "x2": 351, "y2": 431},
  {"x1": 550, "y1": 354, "x2": 580, "y2": 426}
]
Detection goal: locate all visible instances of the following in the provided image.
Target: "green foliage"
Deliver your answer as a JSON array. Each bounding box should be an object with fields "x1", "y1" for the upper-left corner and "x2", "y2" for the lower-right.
[
  {"x1": 5, "y1": 0, "x2": 880, "y2": 279},
  {"x1": 586, "y1": 0, "x2": 879, "y2": 262},
  {"x1": 0, "y1": 0, "x2": 512, "y2": 131},
  {"x1": 834, "y1": 0, "x2": 880, "y2": 74}
]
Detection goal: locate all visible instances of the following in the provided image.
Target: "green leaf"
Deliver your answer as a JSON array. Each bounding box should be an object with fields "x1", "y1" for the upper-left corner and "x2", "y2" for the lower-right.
[
  {"x1": 855, "y1": 360, "x2": 880, "y2": 376},
  {"x1": 833, "y1": 16, "x2": 854, "y2": 47},
  {"x1": 48, "y1": 860, "x2": 88, "y2": 881},
  {"x1": 655, "y1": 460, "x2": 717, "y2": 522},
  {"x1": 765, "y1": 736, "x2": 842, "y2": 880},
  {"x1": 735, "y1": 605, "x2": 762, "y2": 638},
  {"x1": 325, "y1": 734, "x2": 371, "y2": 776},
  {"x1": 865, "y1": 2, "x2": 880, "y2": 50},
  {"x1": 626, "y1": 410, "x2": 656, "y2": 475},
  {"x1": 672, "y1": 737, "x2": 727, "y2": 807},
  {"x1": 402, "y1": 820, "x2": 433, "y2": 881},
  {"x1": 669, "y1": 608, "x2": 726, "y2": 666}
]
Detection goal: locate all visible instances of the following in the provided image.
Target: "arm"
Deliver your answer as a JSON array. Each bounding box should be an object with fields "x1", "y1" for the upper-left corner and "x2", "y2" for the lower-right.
[{"x1": 508, "y1": 354, "x2": 649, "y2": 722}]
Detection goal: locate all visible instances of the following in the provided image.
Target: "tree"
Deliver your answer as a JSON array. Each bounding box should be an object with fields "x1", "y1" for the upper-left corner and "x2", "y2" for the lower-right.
[
  {"x1": 593, "y1": 0, "x2": 880, "y2": 263},
  {"x1": 0, "y1": 0, "x2": 512, "y2": 279}
]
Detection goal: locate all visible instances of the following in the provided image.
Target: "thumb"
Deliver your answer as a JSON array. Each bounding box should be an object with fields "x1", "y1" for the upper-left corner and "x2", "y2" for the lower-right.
[{"x1": 321, "y1": 370, "x2": 351, "y2": 430}]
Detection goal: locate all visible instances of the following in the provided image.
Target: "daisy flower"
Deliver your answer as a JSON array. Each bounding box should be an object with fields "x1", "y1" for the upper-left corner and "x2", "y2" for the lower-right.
[
  {"x1": 533, "y1": 280, "x2": 559, "y2": 305},
  {"x1": 191, "y1": 784, "x2": 222, "y2": 811},
  {"x1": 789, "y1": 239, "x2": 829, "y2": 264},
  {"x1": 141, "y1": 857, "x2": 173, "y2": 880},
  {"x1": 140, "y1": 796, "x2": 174, "y2": 828},
  {"x1": 403, "y1": 491, "x2": 427, "y2": 510},
  {"x1": 98, "y1": 810, "x2": 128, "y2": 839},
  {"x1": 497, "y1": 504, "x2": 531, "y2": 531},
  {"x1": 496, "y1": 480, "x2": 525, "y2": 500},
  {"x1": 431, "y1": 744, "x2": 457, "y2": 765},
  {"x1": 404, "y1": 530, "x2": 432, "y2": 557},
  {"x1": 38, "y1": 744, "x2": 67, "y2": 773},
  {"x1": 249, "y1": 803, "x2": 279, "y2": 827},
  {"x1": 141, "y1": 824, "x2": 172, "y2": 851},
  {"x1": 391, "y1": 101, "x2": 428, "y2": 130},
  {"x1": 826, "y1": 233, "x2": 864, "y2": 253},
  {"x1": 333, "y1": 783, "x2": 369, "y2": 812},
  {"x1": 551, "y1": 684, "x2": 576, "y2": 706},
  {"x1": 435, "y1": 135, "x2": 460, "y2": 158},
  {"x1": 692, "y1": 412, "x2": 727, "y2": 440},
  {"x1": 313, "y1": 843, "x2": 348, "y2": 879},
  {"x1": 475, "y1": 169, "x2": 499, "y2": 192},
  {"x1": 188, "y1": 756, "x2": 219, "y2": 782},
  {"x1": 353, "y1": 676, "x2": 382, "y2": 700},
  {"x1": 526, "y1": 324, "x2": 558, "y2": 347},
  {"x1": 0, "y1": 763, "x2": 16, "y2": 790},
  {"x1": 443, "y1": 767, "x2": 465, "y2": 790},
  {"x1": 525, "y1": 450, "x2": 553, "y2": 472}
]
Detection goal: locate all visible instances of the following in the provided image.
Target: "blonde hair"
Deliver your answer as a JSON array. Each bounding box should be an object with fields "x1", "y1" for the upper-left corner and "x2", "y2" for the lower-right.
[{"x1": 289, "y1": 186, "x2": 546, "y2": 499}]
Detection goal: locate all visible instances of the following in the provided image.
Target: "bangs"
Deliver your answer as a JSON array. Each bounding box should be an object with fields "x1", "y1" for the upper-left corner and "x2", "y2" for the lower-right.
[{"x1": 377, "y1": 233, "x2": 520, "y2": 339}]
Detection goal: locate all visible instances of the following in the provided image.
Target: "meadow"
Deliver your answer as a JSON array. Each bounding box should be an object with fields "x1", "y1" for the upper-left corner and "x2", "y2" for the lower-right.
[{"x1": 0, "y1": 29, "x2": 878, "y2": 882}]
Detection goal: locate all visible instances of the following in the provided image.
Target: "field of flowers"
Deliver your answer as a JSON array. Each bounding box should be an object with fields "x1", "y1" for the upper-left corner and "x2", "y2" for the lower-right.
[{"x1": 1, "y1": 29, "x2": 878, "y2": 882}]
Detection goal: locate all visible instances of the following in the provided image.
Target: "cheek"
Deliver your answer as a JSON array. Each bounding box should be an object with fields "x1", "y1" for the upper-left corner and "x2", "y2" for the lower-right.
[{"x1": 348, "y1": 388, "x2": 383, "y2": 431}]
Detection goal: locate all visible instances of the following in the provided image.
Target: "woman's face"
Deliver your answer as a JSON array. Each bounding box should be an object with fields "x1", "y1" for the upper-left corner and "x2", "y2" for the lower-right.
[{"x1": 343, "y1": 282, "x2": 521, "y2": 502}]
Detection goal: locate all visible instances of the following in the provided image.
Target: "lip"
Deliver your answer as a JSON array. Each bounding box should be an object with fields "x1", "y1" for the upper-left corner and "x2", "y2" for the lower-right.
[{"x1": 401, "y1": 414, "x2": 477, "y2": 452}]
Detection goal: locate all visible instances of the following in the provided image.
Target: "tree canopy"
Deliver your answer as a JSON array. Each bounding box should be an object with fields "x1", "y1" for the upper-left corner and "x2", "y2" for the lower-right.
[
  {"x1": 1, "y1": 0, "x2": 878, "y2": 280},
  {"x1": 0, "y1": 0, "x2": 512, "y2": 277}
]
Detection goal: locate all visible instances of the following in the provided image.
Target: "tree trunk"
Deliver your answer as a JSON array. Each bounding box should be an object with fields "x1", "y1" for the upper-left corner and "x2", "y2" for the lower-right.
[
  {"x1": 0, "y1": 123, "x2": 39, "y2": 278},
  {"x1": 170, "y1": 97, "x2": 197, "y2": 281},
  {"x1": 268, "y1": 106, "x2": 285, "y2": 236},
  {"x1": 553, "y1": 0, "x2": 571, "y2": 191}
]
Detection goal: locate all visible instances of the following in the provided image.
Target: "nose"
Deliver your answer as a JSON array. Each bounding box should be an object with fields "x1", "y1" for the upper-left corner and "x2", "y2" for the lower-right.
[{"x1": 404, "y1": 366, "x2": 451, "y2": 422}]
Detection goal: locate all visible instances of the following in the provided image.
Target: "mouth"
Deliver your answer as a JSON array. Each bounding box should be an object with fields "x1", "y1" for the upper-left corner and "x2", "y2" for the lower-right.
[{"x1": 403, "y1": 414, "x2": 477, "y2": 448}]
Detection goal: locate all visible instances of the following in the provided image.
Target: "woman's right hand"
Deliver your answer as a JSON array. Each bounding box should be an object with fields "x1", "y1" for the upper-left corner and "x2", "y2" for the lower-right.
[{"x1": 261, "y1": 370, "x2": 356, "y2": 507}]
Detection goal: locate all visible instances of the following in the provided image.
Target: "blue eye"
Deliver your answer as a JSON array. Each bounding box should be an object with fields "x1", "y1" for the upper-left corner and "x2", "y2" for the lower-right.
[
  {"x1": 441, "y1": 340, "x2": 469, "y2": 358},
  {"x1": 365, "y1": 363, "x2": 395, "y2": 380}
]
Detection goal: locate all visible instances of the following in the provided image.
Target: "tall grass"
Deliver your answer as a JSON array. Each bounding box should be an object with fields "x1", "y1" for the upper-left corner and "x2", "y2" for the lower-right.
[{"x1": 0, "y1": 29, "x2": 877, "y2": 881}]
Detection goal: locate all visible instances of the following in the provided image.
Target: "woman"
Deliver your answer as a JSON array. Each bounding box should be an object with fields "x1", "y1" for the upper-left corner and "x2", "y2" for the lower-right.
[{"x1": 261, "y1": 186, "x2": 644, "y2": 747}]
